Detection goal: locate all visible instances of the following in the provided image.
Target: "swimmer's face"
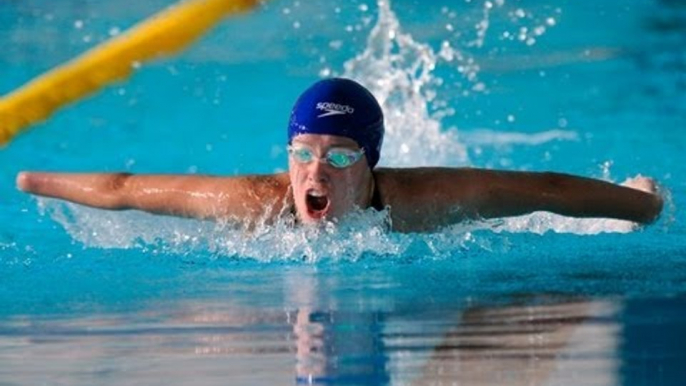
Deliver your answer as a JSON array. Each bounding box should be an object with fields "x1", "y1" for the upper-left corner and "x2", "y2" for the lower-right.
[{"x1": 288, "y1": 134, "x2": 374, "y2": 224}]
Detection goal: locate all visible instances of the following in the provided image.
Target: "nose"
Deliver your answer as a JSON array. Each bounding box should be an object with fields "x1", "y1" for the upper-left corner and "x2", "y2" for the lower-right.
[{"x1": 307, "y1": 157, "x2": 330, "y2": 183}]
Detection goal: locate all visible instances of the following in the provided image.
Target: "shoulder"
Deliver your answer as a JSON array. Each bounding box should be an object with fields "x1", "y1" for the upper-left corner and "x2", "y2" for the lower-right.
[
  {"x1": 373, "y1": 167, "x2": 477, "y2": 192},
  {"x1": 371, "y1": 167, "x2": 479, "y2": 231}
]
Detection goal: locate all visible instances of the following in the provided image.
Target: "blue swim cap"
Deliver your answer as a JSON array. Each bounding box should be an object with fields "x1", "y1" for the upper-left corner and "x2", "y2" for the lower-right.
[{"x1": 288, "y1": 78, "x2": 385, "y2": 168}]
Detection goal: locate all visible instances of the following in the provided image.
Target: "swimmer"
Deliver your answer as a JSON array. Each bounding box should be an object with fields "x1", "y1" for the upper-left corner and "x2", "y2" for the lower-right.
[{"x1": 16, "y1": 78, "x2": 663, "y2": 232}]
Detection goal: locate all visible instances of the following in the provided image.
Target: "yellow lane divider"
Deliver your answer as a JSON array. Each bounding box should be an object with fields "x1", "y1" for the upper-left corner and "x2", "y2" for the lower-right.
[{"x1": 0, "y1": 0, "x2": 261, "y2": 146}]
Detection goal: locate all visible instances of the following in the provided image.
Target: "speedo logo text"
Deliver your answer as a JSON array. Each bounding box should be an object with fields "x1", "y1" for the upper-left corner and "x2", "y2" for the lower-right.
[{"x1": 316, "y1": 102, "x2": 355, "y2": 118}]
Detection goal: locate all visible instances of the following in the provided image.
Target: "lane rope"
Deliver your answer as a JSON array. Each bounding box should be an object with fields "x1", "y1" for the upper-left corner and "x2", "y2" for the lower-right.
[{"x1": 0, "y1": 0, "x2": 261, "y2": 145}]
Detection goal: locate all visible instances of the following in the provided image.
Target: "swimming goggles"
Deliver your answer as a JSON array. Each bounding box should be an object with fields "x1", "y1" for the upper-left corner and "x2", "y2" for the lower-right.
[{"x1": 287, "y1": 144, "x2": 365, "y2": 169}]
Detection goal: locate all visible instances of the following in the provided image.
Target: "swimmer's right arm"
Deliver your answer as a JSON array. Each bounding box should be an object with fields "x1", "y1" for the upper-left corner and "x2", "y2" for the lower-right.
[{"x1": 16, "y1": 172, "x2": 292, "y2": 222}]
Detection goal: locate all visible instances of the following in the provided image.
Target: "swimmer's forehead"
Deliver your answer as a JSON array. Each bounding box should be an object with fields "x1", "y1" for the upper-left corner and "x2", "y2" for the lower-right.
[{"x1": 291, "y1": 133, "x2": 360, "y2": 149}]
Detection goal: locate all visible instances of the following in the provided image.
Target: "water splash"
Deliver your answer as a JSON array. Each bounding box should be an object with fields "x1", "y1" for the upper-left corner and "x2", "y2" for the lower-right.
[
  {"x1": 339, "y1": 0, "x2": 469, "y2": 167},
  {"x1": 331, "y1": 0, "x2": 567, "y2": 166},
  {"x1": 39, "y1": 188, "x2": 643, "y2": 263},
  {"x1": 38, "y1": 198, "x2": 492, "y2": 262}
]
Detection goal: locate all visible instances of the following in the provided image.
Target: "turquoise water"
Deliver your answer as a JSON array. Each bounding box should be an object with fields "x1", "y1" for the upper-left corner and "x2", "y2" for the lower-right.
[{"x1": 1, "y1": 0, "x2": 685, "y2": 384}]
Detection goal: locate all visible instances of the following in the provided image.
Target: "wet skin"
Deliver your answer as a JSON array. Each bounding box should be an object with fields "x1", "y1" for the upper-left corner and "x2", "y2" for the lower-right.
[{"x1": 288, "y1": 134, "x2": 375, "y2": 224}]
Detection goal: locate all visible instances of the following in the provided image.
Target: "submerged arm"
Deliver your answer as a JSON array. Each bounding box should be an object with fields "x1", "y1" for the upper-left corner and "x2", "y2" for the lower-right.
[
  {"x1": 16, "y1": 171, "x2": 291, "y2": 223},
  {"x1": 377, "y1": 168, "x2": 664, "y2": 231}
]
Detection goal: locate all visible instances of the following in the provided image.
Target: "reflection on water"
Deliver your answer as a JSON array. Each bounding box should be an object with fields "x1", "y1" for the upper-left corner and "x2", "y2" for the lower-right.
[
  {"x1": 0, "y1": 279, "x2": 623, "y2": 385},
  {"x1": 293, "y1": 309, "x2": 388, "y2": 384},
  {"x1": 2, "y1": 258, "x2": 686, "y2": 385},
  {"x1": 290, "y1": 299, "x2": 622, "y2": 386},
  {"x1": 393, "y1": 300, "x2": 620, "y2": 386}
]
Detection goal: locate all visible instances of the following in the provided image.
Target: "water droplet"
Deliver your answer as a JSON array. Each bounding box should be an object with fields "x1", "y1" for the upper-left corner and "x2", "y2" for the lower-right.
[
  {"x1": 293, "y1": 21, "x2": 301, "y2": 29},
  {"x1": 109, "y1": 27, "x2": 121, "y2": 37},
  {"x1": 74, "y1": 20, "x2": 84, "y2": 29},
  {"x1": 546, "y1": 17, "x2": 556, "y2": 26},
  {"x1": 329, "y1": 40, "x2": 343, "y2": 50},
  {"x1": 282, "y1": 7, "x2": 291, "y2": 15},
  {"x1": 359, "y1": 4, "x2": 369, "y2": 12},
  {"x1": 514, "y1": 8, "x2": 526, "y2": 18},
  {"x1": 507, "y1": 114, "x2": 516, "y2": 122}
]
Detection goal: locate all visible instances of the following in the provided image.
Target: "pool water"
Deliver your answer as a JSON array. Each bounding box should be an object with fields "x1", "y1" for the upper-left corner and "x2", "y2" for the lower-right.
[{"x1": 1, "y1": 0, "x2": 685, "y2": 384}]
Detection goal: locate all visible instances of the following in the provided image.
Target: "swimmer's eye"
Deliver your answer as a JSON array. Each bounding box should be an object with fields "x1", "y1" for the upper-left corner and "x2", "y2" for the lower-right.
[
  {"x1": 326, "y1": 148, "x2": 364, "y2": 168},
  {"x1": 288, "y1": 146, "x2": 315, "y2": 163}
]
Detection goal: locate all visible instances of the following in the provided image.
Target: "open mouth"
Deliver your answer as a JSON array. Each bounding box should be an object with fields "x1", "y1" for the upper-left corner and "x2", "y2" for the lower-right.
[{"x1": 305, "y1": 190, "x2": 330, "y2": 218}]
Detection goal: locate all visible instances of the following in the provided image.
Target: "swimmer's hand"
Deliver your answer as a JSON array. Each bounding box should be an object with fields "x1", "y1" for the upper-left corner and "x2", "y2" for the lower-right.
[
  {"x1": 621, "y1": 175, "x2": 658, "y2": 194},
  {"x1": 620, "y1": 175, "x2": 664, "y2": 224}
]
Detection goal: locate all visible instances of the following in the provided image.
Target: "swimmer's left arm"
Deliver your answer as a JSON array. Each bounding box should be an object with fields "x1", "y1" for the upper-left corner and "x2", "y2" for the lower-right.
[
  {"x1": 376, "y1": 168, "x2": 663, "y2": 231},
  {"x1": 466, "y1": 169, "x2": 663, "y2": 223}
]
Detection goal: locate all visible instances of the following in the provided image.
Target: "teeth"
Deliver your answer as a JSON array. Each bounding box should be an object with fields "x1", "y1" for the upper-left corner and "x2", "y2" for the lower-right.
[{"x1": 308, "y1": 190, "x2": 326, "y2": 197}]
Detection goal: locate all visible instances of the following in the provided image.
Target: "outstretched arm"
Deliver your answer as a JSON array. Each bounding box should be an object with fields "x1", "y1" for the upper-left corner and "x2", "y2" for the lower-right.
[
  {"x1": 16, "y1": 172, "x2": 292, "y2": 224},
  {"x1": 376, "y1": 168, "x2": 664, "y2": 231}
]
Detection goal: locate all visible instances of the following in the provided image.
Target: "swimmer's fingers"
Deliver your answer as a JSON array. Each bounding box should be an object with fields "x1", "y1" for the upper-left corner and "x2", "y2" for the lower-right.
[
  {"x1": 621, "y1": 175, "x2": 659, "y2": 195},
  {"x1": 16, "y1": 172, "x2": 41, "y2": 194},
  {"x1": 17, "y1": 171, "x2": 67, "y2": 196}
]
